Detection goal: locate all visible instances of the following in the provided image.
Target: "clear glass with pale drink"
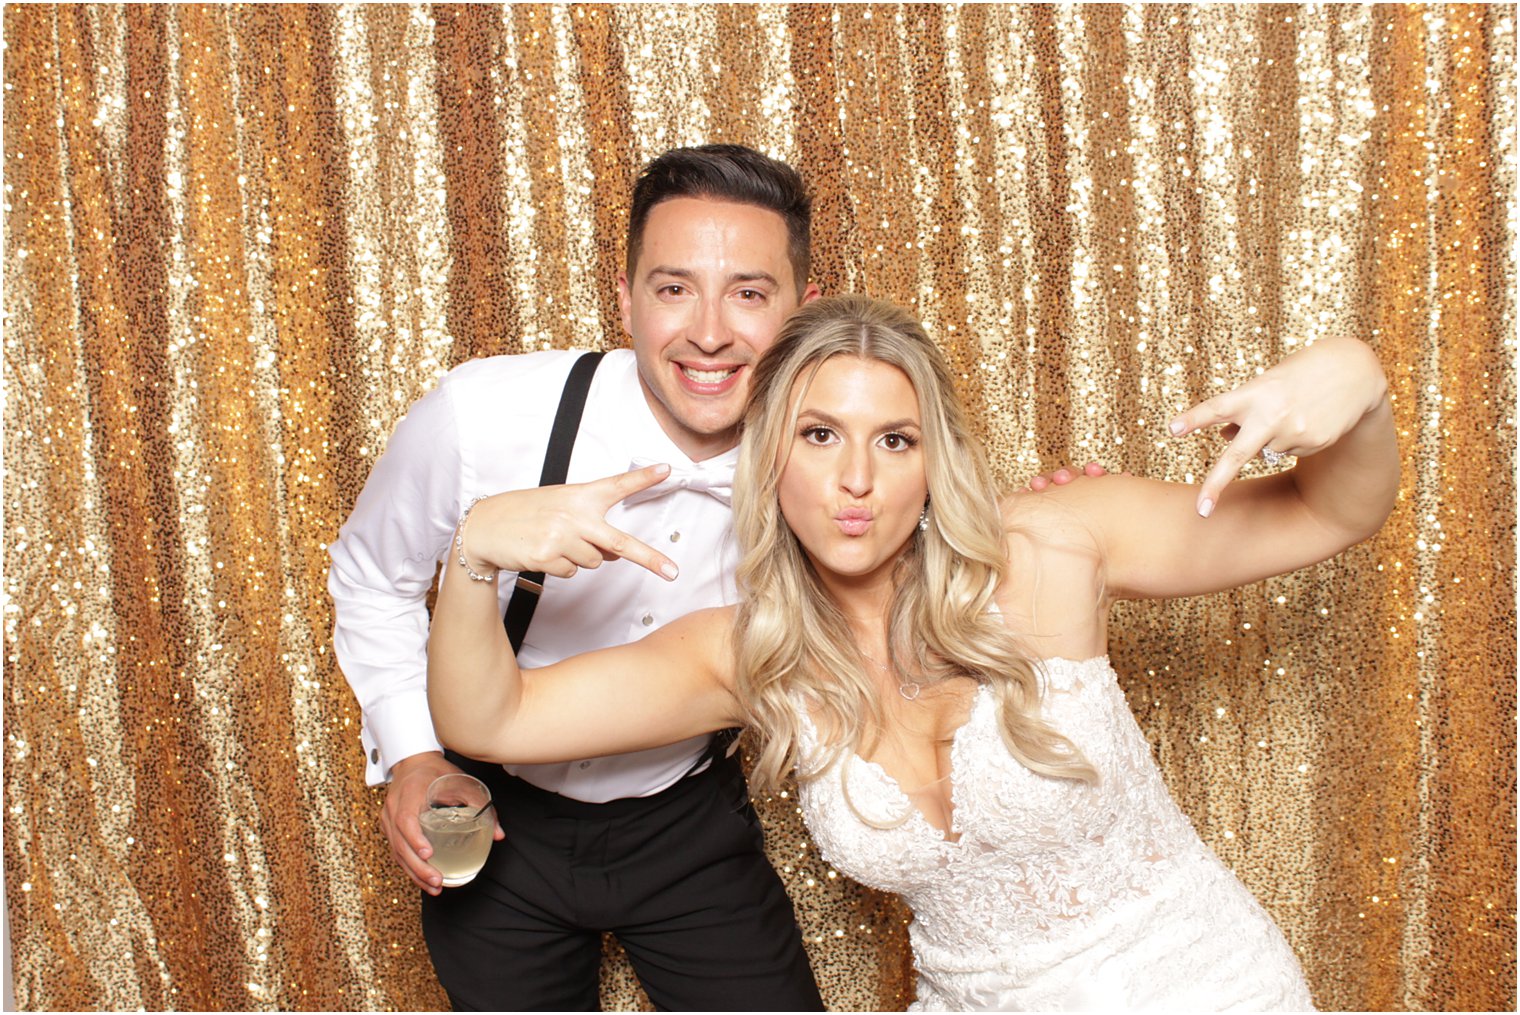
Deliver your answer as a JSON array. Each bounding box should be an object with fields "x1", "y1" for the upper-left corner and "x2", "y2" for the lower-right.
[{"x1": 421, "y1": 772, "x2": 494, "y2": 887}]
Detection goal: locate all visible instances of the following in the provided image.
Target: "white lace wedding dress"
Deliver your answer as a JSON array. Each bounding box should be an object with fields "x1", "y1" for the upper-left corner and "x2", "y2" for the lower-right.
[{"x1": 795, "y1": 657, "x2": 1315, "y2": 1011}]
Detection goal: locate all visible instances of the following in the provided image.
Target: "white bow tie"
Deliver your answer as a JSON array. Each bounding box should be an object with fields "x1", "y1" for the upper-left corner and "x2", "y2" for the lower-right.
[{"x1": 623, "y1": 457, "x2": 735, "y2": 507}]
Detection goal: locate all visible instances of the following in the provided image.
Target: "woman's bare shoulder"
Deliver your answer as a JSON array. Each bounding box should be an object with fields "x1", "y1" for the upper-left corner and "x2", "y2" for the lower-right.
[
  {"x1": 996, "y1": 486, "x2": 1111, "y2": 655},
  {"x1": 998, "y1": 483, "x2": 1107, "y2": 554},
  {"x1": 645, "y1": 605, "x2": 741, "y2": 684},
  {"x1": 653, "y1": 604, "x2": 739, "y2": 645}
]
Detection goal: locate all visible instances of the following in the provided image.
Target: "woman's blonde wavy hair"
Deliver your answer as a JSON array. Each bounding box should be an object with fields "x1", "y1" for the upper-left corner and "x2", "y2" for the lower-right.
[{"x1": 733, "y1": 294, "x2": 1097, "y2": 793}]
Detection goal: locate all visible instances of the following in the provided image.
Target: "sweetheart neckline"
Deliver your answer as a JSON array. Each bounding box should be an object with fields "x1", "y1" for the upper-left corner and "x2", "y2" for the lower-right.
[
  {"x1": 844, "y1": 745, "x2": 964, "y2": 843},
  {"x1": 823, "y1": 656, "x2": 1114, "y2": 844},
  {"x1": 843, "y1": 687, "x2": 993, "y2": 843}
]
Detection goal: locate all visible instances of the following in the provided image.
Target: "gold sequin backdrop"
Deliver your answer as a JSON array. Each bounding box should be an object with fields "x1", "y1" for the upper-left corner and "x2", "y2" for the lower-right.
[{"x1": 2, "y1": 3, "x2": 1514, "y2": 1010}]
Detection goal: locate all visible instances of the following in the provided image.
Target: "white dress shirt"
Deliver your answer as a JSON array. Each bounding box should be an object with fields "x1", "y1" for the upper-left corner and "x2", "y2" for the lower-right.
[{"x1": 328, "y1": 349, "x2": 741, "y2": 802}]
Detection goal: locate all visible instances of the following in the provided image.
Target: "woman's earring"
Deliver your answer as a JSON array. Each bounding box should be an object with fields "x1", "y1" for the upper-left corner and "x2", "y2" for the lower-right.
[{"x1": 918, "y1": 504, "x2": 930, "y2": 532}]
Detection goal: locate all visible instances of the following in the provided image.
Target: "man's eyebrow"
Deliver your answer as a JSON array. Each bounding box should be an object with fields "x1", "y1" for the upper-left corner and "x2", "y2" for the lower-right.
[
  {"x1": 642, "y1": 266, "x2": 695, "y2": 282},
  {"x1": 728, "y1": 271, "x2": 781, "y2": 288},
  {"x1": 641, "y1": 266, "x2": 782, "y2": 288}
]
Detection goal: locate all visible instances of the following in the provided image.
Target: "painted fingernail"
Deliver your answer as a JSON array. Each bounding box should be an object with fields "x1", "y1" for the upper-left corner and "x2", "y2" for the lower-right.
[
  {"x1": 654, "y1": 463, "x2": 671, "y2": 476},
  {"x1": 661, "y1": 562, "x2": 679, "y2": 580},
  {"x1": 1198, "y1": 497, "x2": 1214, "y2": 518},
  {"x1": 1169, "y1": 419, "x2": 1186, "y2": 436}
]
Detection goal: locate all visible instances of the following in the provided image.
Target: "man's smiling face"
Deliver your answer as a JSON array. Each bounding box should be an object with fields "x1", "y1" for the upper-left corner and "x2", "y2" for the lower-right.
[{"x1": 619, "y1": 196, "x2": 819, "y2": 462}]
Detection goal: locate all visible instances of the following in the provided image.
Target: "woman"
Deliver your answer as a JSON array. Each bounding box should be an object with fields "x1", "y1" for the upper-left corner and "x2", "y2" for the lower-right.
[{"x1": 429, "y1": 295, "x2": 1398, "y2": 1010}]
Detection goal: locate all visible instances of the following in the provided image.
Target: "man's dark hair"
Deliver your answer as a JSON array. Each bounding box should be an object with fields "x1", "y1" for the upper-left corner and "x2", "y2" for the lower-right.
[{"x1": 626, "y1": 144, "x2": 812, "y2": 294}]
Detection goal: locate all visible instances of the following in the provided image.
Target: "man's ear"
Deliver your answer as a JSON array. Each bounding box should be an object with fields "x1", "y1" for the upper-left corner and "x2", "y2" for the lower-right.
[{"x1": 617, "y1": 272, "x2": 634, "y2": 335}]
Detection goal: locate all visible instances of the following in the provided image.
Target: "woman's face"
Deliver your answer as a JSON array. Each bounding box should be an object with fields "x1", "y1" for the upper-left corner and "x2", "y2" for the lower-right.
[{"x1": 777, "y1": 355, "x2": 928, "y2": 592}]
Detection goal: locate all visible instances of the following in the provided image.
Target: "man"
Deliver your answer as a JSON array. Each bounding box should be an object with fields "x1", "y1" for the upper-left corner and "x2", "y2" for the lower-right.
[{"x1": 329, "y1": 145, "x2": 824, "y2": 1010}]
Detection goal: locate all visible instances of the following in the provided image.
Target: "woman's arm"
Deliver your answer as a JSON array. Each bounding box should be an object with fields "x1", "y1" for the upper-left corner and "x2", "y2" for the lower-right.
[
  {"x1": 426, "y1": 509, "x2": 742, "y2": 764},
  {"x1": 1021, "y1": 337, "x2": 1399, "y2": 600}
]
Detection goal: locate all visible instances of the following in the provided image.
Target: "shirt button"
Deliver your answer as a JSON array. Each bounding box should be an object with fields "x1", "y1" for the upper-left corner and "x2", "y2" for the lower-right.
[
  {"x1": 578, "y1": 760, "x2": 592, "y2": 770},
  {"x1": 669, "y1": 531, "x2": 681, "y2": 543},
  {"x1": 369, "y1": 748, "x2": 379, "y2": 764},
  {"x1": 642, "y1": 613, "x2": 654, "y2": 626}
]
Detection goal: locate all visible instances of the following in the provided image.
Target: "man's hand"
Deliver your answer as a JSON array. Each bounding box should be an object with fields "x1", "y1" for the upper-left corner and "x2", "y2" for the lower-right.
[
  {"x1": 380, "y1": 751, "x2": 504, "y2": 895},
  {"x1": 1026, "y1": 461, "x2": 1110, "y2": 492},
  {"x1": 460, "y1": 463, "x2": 680, "y2": 582}
]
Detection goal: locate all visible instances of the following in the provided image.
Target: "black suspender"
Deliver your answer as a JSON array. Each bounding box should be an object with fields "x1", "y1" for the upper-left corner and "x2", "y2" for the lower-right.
[
  {"x1": 502, "y1": 351, "x2": 605, "y2": 653},
  {"x1": 496, "y1": 348, "x2": 738, "y2": 776}
]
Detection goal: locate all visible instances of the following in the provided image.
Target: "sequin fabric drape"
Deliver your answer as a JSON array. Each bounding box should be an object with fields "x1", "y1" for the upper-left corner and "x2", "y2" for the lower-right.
[{"x1": 3, "y1": 4, "x2": 1513, "y2": 1011}]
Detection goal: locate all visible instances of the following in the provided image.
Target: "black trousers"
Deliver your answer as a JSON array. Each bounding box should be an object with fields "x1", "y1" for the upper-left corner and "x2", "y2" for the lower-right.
[{"x1": 420, "y1": 752, "x2": 823, "y2": 1012}]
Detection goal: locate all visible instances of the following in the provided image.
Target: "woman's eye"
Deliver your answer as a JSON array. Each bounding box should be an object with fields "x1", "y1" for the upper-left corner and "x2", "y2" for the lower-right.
[
  {"x1": 880, "y1": 432, "x2": 917, "y2": 451},
  {"x1": 802, "y1": 426, "x2": 836, "y2": 445}
]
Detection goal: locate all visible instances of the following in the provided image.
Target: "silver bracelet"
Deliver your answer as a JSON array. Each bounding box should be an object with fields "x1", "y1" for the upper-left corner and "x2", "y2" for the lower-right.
[{"x1": 454, "y1": 496, "x2": 499, "y2": 583}]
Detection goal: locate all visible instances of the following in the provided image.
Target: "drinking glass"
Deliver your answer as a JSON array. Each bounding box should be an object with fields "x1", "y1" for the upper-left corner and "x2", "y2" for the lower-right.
[{"x1": 420, "y1": 773, "x2": 494, "y2": 887}]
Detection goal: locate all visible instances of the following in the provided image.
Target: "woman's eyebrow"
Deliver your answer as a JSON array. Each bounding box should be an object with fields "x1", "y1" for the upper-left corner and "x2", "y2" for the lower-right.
[
  {"x1": 795, "y1": 408, "x2": 844, "y2": 427},
  {"x1": 795, "y1": 408, "x2": 921, "y2": 432}
]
